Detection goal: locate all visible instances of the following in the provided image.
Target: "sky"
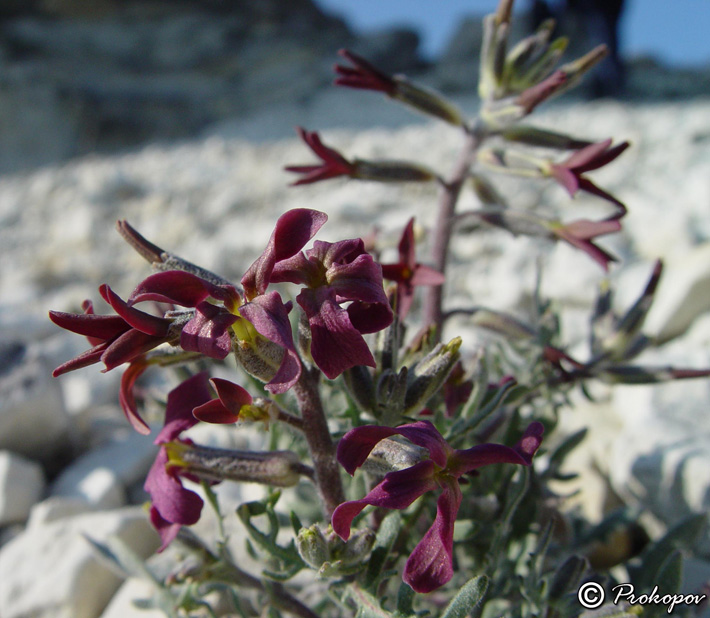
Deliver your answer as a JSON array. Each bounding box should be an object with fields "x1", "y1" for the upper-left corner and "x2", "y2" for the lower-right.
[{"x1": 315, "y1": 0, "x2": 710, "y2": 68}]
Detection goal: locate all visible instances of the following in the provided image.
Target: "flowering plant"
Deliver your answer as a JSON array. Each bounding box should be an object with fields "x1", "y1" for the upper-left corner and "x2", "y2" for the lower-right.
[{"x1": 49, "y1": 1, "x2": 710, "y2": 616}]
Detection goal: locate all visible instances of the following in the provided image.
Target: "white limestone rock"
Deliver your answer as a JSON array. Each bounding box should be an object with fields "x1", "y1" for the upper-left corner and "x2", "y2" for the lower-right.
[
  {"x1": 0, "y1": 451, "x2": 45, "y2": 525},
  {"x1": 0, "y1": 507, "x2": 160, "y2": 618},
  {"x1": 50, "y1": 433, "x2": 158, "y2": 509},
  {"x1": 0, "y1": 339, "x2": 73, "y2": 461}
]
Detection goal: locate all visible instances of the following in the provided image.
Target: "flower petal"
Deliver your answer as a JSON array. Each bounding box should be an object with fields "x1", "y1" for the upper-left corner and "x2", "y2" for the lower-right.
[
  {"x1": 241, "y1": 208, "x2": 328, "y2": 298},
  {"x1": 403, "y1": 480, "x2": 462, "y2": 593},
  {"x1": 100, "y1": 284, "x2": 171, "y2": 337},
  {"x1": 180, "y1": 302, "x2": 237, "y2": 360},
  {"x1": 331, "y1": 460, "x2": 437, "y2": 540},
  {"x1": 118, "y1": 359, "x2": 151, "y2": 435},
  {"x1": 154, "y1": 371, "x2": 212, "y2": 444},
  {"x1": 193, "y1": 378, "x2": 252, "y2": 424},
  {"x1": 48, "y1": 310, "x2": 129, "y2": 342},
  {"x1": 298, "y1": 289, "x2": 376, "y2": 379},
  {"x1": 144, "y1": 447, "x2": 203, "y2": 546},
  {"x1": 129, "y1": 271, "x2": 238, "y2": 308},
  {"x1": 448, "y1": 421, "x2": 544, "y2": 476}
]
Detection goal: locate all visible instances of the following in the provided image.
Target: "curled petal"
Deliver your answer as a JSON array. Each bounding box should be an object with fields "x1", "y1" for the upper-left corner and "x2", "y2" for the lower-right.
[
  {"x1": 448, "y1": 421, "x2": 544, "y2": 476},
  {"x1": 180, "y1": 302, "x2": 237, "y2": 360},
  {"x1": 48, "y1": 310, "x2": 129, "y2": 342},
  {"x1": 52, "y1": 343, "x2": 107, "y2": 377},
  {"x1": 403, "y1": 480, "x2": 462, "y2": 593},
  {"x1": 334, "y1": 49, "x2": 397, "y2": 94},
  {"x1": 193, "y1": 378, "x2": 252, "y2": 424},
  {"x1": 242, "y1": 208, "x2": 328, "y2": 298},
  {"x1": 101, "y1": 329, "x2": 167, "y2": 371},
  {"x1": 100, "y1": 284, "x2": 171, "y2": 337},
  {"x1": 129, "y1": 271, "x2": 238, "y2": 308},
  {"x1": 119, "y1": 359, "x2": 151, "y2": 435},
  {"x1": 155, "y1": 371, "x2": 212, "y2": 444},
  {"x1": 331, "y1": 460, "x2": 437, "y2": 540},
  {"x1": 347, "y1": 300, "x2": 394, "y2": 335}
]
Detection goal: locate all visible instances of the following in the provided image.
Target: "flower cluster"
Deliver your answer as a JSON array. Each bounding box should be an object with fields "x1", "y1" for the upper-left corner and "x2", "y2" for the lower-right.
[{"x1": 46, "y1": 1, "x2": 710, "y2": 613}]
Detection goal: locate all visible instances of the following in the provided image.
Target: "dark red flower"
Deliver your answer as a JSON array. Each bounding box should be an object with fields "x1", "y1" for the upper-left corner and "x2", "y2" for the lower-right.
[
  {"x1": 144, "y1": 372, "x2": 212, "y2": 550},
  {"x1": 548, "y1": 139, "x2": 629, "y2": 211},
  {"x1": 243, "y1": 209, "x2": 393, "y2": 379},
  {"x1": 380, "y1": 218, "x2": 445, "y2": 319},
  {"x1": 332, "y1": 420, "x2": 544, "y2": 593},
  {"x1": 284, "y1": 128, "x2": 356, "y2": 186},
  {"x1": 333, "y1": 49, "x2": 397, "y2": 95},
  {"x1": 549, "y1": 217, "x2": 622, "y2": 271}
]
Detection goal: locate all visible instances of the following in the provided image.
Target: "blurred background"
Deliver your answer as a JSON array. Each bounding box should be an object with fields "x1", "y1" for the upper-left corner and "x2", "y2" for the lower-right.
[{"x1": 0, "y1": 0, "x2": 708, "y2": 175}]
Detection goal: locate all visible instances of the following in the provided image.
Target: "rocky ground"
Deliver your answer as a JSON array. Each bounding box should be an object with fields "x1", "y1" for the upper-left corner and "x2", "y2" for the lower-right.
[{"x1": 1, "y1": 2, "x2": 710, "y2": 617}]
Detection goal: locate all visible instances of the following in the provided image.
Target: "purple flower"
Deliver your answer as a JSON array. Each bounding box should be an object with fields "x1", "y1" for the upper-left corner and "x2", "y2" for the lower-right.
[
  {"x1": 380, "y1": 218, "x2": 445, "y2": 319},
  {"x1": 130, "y1": 271, "x2": 301, "y2": 394},
  {"x1": 332, "y1": 420, "x2": 544, "y2": 593},
  {"x1": 547, "y1": 139, "x2": 629, "y2": 212},
  {"x1": 243, "y1": 209, "x2": 393, "y2": 379},
  {"x1": 144, "y1": 372, "x2": 213, "y2": 550}
]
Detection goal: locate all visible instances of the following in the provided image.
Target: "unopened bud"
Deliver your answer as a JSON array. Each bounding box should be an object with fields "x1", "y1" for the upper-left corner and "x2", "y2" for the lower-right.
[
  {"x1": 166, "y1": 443, "x2": 306, "y2": 487},
  {"x1": 353, "y1": 158, "x2": 437, "y2": 183},
  {"x1": 403, "y1": 337, "x2": 462, "y2": 415},
  {"x1": 343, "y1": 365, "x2": 376, "y2": 414},
  {"x1": 558, "y1": 44, "x2": 608, "y2": 90},
  {"x1": 500, "y1": 125, "x2": 591, "y2": 150},
  {"x1": 375, "y1": 367, "x2": 408, "y2": 424},
  {"x1": 391, "y1": 78, "x2": 464, "y2": 127},
  {"x1": 469, "y1": 309, "x2": 536, "y2": 340},
  {"x1": 333, "y1": 528, "x2": 376, "y2": 567},
  {"x1": 296, "y1": 525, "x2": 330, "y2": 569}
]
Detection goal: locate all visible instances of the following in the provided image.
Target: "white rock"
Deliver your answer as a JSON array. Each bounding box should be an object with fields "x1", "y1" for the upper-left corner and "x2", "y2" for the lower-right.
[
  {"x1": 0, "y1": 451, "x2": 45, "y2": 525},
  {"x1": 610, "y1": 315, "x2": 710, "y2": 545},
  {"x1": 0, "y1": 340, "x2": 73, "y2": 461},
  {"x1": 98, "y1": 578, "x2": 164, "y2": 618},
  {"x1": 645, "y1": 243, "x2": 710, "y2": 344},
  {"x1": 0, "y1": 507, "x2": 160, "y2": 618},
  {"x1": 28, "y1": 497, "x2": 93, "y2": 527},
  {"x1": 50, "y1": 433, "x2": 158, "y2": 508}
]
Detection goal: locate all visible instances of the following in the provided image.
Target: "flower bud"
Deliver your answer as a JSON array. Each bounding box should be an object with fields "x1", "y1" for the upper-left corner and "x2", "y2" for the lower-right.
[
  {"x1": 500, "y1": 125, "x2": 591, "y2": 150},
  {"x1": 352, "y1": 158, "x2": 437, "y2": 183},
  {"x1": 391, "y1": 78, "x2": 464, "y2": 127},
  {"x1": 343, "y1": 365, "x2": 376, "y2": 414},
  {"x1": 469, "y1": 309, "x2": 537, "y2": 340},
  {"x1": 332, "y1": 528, "x2": 376, "y2": 567},
  {"x1": 165, "y1": 443, "x2": 306, "y2": 487},
  {"x1": 296, "y1": 524, "x2": 330, "y2": 569},
  {"x1": 375, "y1": 367, "x2": 408, "y2": 424},
  {"x1": 403, "y1": 336, "x2": 462, "y2": 415}
]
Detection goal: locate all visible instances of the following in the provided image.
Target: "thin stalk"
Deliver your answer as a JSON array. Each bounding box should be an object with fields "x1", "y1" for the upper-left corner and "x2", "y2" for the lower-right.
[
  {"x1": 423, "y1": 122, "x2": 487, "y2": 338},
  {"x1": 293, "y1": 366, "x2": 345, "y2": 517}
]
